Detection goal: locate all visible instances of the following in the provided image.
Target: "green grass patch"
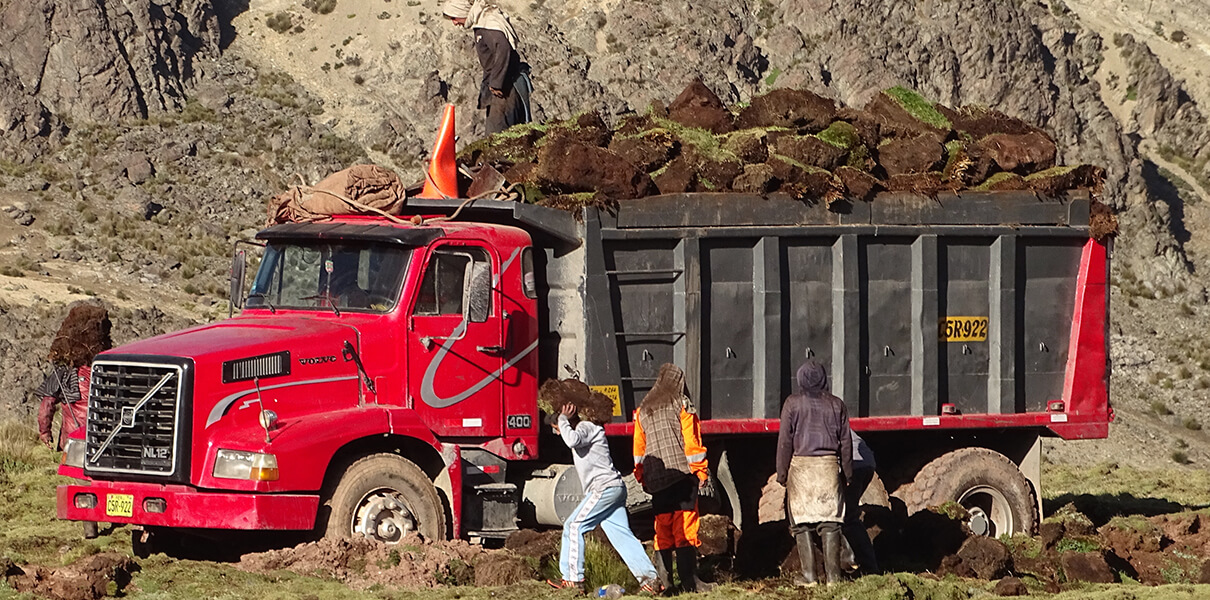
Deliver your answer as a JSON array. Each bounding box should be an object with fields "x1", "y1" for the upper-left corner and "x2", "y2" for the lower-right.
[
  {"x1": 652, "y1": 117, "x2": 740, "y2": 164},
  {"x1": 884, "y1": 87, "x2": 952, "y2": 130},
  {"x1": 1044, "y1": 461, "x2": 1210, "y2": 508},
  {"x1": 816, "y1": 121, "x2": 860, "y2": 149},
  {"x1": 1056, "y1": 537, "x2": 1101, "y2": 553},
  {"x1": 974, "y1": 171, "x2": 1020, "y2": 191}
]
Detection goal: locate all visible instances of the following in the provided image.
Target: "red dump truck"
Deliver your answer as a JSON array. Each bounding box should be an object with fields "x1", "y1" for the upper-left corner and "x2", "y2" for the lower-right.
[{"x1": 56, "y1": 180, "x2": 1110, "y2": 552}]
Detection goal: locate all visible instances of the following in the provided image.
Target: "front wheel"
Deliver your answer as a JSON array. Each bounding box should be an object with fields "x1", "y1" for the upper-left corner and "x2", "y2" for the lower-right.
[
  {"x1": 898, "y1": 448, "x2": 1037, "y2": 536},
  {"x1": 323, "y1": 453, "x2": 447, "y2": 542}
]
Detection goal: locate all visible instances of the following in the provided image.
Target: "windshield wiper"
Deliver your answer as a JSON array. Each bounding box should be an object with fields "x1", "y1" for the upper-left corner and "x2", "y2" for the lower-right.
[
  {"x1": 299, "y1": 295, "x2": 341, "y2": 317},
  {"x1": 246, "y1": 293, "x2": 276, "y2": 314}
]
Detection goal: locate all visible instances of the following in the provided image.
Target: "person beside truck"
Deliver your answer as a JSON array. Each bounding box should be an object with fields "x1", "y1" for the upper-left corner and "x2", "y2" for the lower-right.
[
  {"x1": 842, "y1": 429, "x2": 880, "y2": 574},
  {"x1": 36, "y1": 303, "x2": 112, "y2": 540},
  {"x1": 632, "y1": 363, "x2": 714, "y2": 593},
  {"x1": 550, "y1": 402, "x2": 661, "y2": 594},
  {"x1": 776, "y1": 359, "x2": 853, "y2": 586}
]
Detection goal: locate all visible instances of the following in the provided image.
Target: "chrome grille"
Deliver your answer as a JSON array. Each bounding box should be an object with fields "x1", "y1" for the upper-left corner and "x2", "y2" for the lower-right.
[{"x1": 86, "y1": 361, "x2": 183, "y2": 476}]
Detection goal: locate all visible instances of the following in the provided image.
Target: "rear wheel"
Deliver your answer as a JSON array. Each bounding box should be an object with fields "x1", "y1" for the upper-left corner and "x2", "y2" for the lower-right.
[
  {"x1": 323, "y1": 453, "x2": 447, "y2": 542},
  {"x1": 899, "y1": 448, "x2": 1037, "y2": 536}
]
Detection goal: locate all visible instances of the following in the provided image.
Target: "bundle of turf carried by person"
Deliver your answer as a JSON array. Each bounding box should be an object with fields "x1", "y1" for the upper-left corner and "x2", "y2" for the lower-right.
[
  {"x1": 456, "y1": 78, "x2": 1107, "y2": 216},
  {"x1": 536, "y1": 378, "x2": 615, "y2": 424}
]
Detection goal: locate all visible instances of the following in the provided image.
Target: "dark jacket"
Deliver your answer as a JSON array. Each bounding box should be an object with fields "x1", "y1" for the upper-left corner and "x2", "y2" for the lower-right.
[
  {"x1": 473, "y1": 28, "x2": 520, "y2": 109},
  {"x1": 775, "y1": 361, "x2": 853, "y2": 485}
]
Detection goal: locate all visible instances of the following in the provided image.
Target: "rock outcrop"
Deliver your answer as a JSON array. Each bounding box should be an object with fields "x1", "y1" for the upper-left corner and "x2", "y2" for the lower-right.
[{"x1": 0, "y1": 0, "x2": 220, "y2": 159}]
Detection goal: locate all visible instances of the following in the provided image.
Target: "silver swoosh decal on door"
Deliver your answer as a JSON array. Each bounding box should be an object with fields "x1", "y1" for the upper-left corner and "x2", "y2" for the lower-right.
[{"x1": 419, "y1": 317, "x2": 538, "y2": 409}]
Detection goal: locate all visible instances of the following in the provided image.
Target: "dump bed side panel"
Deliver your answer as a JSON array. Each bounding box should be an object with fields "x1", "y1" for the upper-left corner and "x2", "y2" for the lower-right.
[{"x1": 570, "y1": 192, "x2": 1103, "y2": 432}]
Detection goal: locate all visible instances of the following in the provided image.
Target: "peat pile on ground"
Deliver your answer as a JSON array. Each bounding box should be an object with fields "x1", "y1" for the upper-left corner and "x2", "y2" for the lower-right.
[
  {"x1": 2, "y1": 553, "x2": 138, "y2": 600},
  {"x1": 236, "y1": 534, "x2": 538, "y2": 589},
  {"x1": 458, "y1": 80, "x2": 1109, "y2": 217}
]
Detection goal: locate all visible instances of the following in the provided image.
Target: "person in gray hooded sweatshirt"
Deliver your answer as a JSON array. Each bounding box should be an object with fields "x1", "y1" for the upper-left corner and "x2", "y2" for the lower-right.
[
  {"x1": 776, "y1": 360, "x2": 852, "y2": 586},
  {"x1": 442, "y1": 0, "x2": 533, "y2": 134}
]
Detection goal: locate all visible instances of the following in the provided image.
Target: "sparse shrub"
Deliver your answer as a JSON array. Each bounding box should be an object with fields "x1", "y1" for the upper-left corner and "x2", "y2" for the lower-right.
[
  {"x1": 1180, "y1": 303, "x2": 1195, "y2": 316},
  {"x1": 1162, "y1": 379, "x2": 1175, "y2": 389},
  {"x1": 1171, "y1": 451, "x2": 1190, "y2": 465},
  {"x1": 1151, "y1": 400, "x2": 1173, "y2": 415},
  {"x1": 1050, "y1": 0, "x2": 1068, "y2": 16},
  {"x1": 304, "y1": 0, "x2": 338, "y2": 14},
  {"x1": 1178, "y1": 365, "x2": 1192, "y2": 379},
  {"x1": 345, "y1": 55, "x2": 362, "y2": 67},
  {"x1": 1183, "y1": 417, "x2": 1202, "y2": 431},
  {"x1": 265, "y1": 12, "x2": 294, "y2": 34},
  {"x1": 378, "y1": 11, "x2": 390, "y2": 19},
  {"x1": 1171, "y1": 30, "x2": 1187, "y2": 43},
  {"x1": 353, "y1": 75, "x2": 365, "y2": 85},
  {"x1": 1113, "y1": 32, "x2": 1127, "y2": 47},
  {"x1": 0, "y1": 420, "x2": 40, "y2": 475},
  {"x1": 0, "y1": 266, "x2": 23, "y2": 278},
  {"x1": 1153, "y1": 21, "x2": 1164, "y2": 36},
  {"x1": 1126, "y1": 84, "x2": 1138, "y2": 101},
  {"x1": 1175, "y1": 438, "x2": 1188, "y2": 449},
  {"x1": 1195, "y1": 376, "x2": 1210, "y2": 389}
]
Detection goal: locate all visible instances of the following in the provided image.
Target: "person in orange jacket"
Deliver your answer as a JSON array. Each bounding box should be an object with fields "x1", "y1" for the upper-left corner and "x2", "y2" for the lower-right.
[{"x1": 633, "y1": 363, "x2": 714, "y2": 593}]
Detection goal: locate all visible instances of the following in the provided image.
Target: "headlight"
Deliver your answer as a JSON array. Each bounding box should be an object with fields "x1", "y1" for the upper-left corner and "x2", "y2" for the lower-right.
[
  {"x1": 213, "y1": 449, "x2": 279, "y2": 481},
  {"x1": 63, "y1": 438, "x2": 85, "y2": 469}
]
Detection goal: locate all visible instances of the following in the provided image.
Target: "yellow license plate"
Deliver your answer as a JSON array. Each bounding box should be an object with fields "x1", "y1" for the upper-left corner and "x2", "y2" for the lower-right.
[
  {"x1": 940, "y1": 316, "x2": 989, "y2": 342},
  {"x1": 106, "y1": 493, "x2": 134, "y2": 518}
]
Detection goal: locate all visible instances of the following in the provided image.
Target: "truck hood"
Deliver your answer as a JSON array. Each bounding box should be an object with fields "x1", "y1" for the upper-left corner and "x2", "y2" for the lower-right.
[{"x1": 103, "y1": 315, "x2": 361, "y2": 362}]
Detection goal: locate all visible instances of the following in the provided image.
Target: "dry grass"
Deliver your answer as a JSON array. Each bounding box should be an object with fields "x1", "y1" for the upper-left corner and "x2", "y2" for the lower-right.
[{"x1": 0, "y1": 420, "x2": 41, "y2": 475}]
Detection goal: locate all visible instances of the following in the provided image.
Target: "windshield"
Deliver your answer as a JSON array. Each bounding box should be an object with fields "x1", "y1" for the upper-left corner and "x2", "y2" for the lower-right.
[{"x1": 247, "y1": 241, "x2": 412, "y2": 312}]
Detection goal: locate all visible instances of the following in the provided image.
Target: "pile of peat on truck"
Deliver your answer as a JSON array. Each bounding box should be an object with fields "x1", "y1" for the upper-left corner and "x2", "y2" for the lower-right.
[{"x1": 57, "y1": 189, "x2": 1109, "y2": 552}]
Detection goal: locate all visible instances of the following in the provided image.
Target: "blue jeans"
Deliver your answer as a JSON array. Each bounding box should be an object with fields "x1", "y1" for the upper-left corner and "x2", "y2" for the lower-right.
[{"x1": 560, "y1": 484, "x2": 657, "y2": 583}]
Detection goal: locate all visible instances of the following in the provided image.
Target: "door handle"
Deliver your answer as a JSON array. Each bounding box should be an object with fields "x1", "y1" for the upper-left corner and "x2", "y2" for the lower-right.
[{"x1": 477, "y1": 345, "x2": 506, "y2": 355}]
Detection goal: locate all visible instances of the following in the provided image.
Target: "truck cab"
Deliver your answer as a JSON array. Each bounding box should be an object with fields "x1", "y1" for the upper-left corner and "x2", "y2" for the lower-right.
[{"x1": 59, "y1": 217, "x2": 544, "y2": 548}]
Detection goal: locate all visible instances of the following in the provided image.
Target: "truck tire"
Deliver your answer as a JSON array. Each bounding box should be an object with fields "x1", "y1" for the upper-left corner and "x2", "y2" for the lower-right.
[
  {"x1": 324, "y1": 453, "x2": 447, "y2": 543},
  {"x1": 899, "y1": 448, "x2": 1037, "y2": 536}
]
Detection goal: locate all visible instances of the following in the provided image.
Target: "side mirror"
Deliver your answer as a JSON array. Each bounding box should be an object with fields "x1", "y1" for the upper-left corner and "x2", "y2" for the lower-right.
[{"x1": 229, "y1": 248, "x2": 246, "y2": 318}]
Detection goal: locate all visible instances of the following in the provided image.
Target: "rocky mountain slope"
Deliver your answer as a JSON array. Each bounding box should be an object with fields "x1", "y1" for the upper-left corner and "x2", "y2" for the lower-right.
[{"x1": 1, "y1": 0, "x2": 1208, "y2": 473}]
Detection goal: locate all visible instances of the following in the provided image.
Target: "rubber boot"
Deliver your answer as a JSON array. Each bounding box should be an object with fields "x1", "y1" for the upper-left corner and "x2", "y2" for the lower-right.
[
  {"x1": 821, "y1": 527, "x2": 845, "y2": 585},
  {"x1": 675, "y1": 547, "x2": 714, "y2": 592},
  {"x1": 843, "y1": 522, "x2": 880, "y2": 574},
  {"x1": 656, "y1": 549, "x2": 676, "y2": 593},
  {"x1": 793, "y1": 530, "x2": 818, "y2": 586},
  {"x1": 840, "y1": 535, "x2": 856, "y2": 572},
  {"x1": 82, "y1": 521, "x2": 98, "y2": 540}
]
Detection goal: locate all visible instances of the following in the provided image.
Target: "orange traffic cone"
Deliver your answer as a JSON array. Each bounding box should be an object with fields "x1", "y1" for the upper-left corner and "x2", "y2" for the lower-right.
[{"x1": 419, "y1": 104, "x2": 459, "y2": 199}]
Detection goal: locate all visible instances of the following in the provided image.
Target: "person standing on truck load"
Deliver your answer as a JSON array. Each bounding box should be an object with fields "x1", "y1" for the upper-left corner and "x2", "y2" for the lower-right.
[
  {"x1": 776, "y1": 359, "x2": 853, "y2": 586},
  {"x1": 441, "y1": 0, "x2": 533, "y2": 135},
  {"x1": 36, "y1": 303, "x2": 112, "y2": 540},
  {"x1": 549, "y1": 402, "x2": 662, "y2": 594},
  {"x1": 840, "y1": 429, "x2": 880, "y2": 575},
  {"x1": 632, "y1": 363, "x2": 715, "y2": 594}
]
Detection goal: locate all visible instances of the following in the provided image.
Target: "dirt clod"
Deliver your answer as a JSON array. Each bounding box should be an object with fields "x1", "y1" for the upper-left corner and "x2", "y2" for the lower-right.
[
  {"x1": 535, "y1": 134, "x2": 656, "y2": 199},
  {"x1": 1059, "y1": 551, "x2": 1115, "y2": 583},
  {"x1": 878, "y1": 134, "x2": 946, "y2": 177},
  {"x1": 952, "y1": 536, "x2": 1012, "y2": 580},
  {"x1": 667, "y1": 79, "x2": 734, "y2": 134},
  {"x1": 537, "y1": 378, "x2": 616, "y2": 424},
  {"x1": 735, "y1": 88, "x2": 837, "y2": 132},
  {"x1": 239, "y1": 534, "x2": 487, "y2": 590},
  {"x1": 993, "y1": 575, "x2": 1029, "y2": 596},
  {"x1": 977, "y1": 131, "x2": 1057, "y2": 173},
  {"x1": 8, "y1": 553, "x2": 138, "y2": 600}
]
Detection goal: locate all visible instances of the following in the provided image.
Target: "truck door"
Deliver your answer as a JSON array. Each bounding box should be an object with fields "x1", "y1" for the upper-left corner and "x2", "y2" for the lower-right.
[{"x1": 408, "y1": 244, "x2": 504, "y2": 437}]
